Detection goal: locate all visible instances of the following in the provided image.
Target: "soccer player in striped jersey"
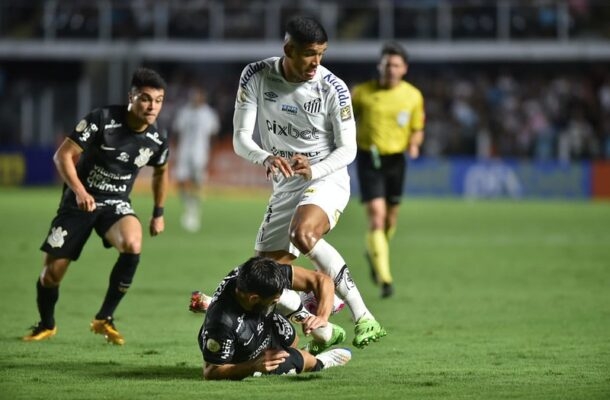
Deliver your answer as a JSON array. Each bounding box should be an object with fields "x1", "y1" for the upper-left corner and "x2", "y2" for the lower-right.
[{"x1": 232, "y1": 16, "x2": 386, "y2": 352}]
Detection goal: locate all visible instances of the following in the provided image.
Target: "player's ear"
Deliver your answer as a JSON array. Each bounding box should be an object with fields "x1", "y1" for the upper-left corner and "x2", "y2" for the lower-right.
[
  {"x1": 249, "y1": 293, "x2": 261, "y2": 305},
  {"x1": 283, "y1": 42, "x2": 294, "y2": 59}
]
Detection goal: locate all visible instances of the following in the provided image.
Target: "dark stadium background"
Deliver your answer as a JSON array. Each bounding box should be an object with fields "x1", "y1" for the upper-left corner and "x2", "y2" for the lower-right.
[{"x1": 1, "y1": 0, "x2": 609, "y2": 197}]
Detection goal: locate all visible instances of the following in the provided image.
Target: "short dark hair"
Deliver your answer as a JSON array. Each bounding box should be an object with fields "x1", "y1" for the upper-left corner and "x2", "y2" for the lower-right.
[
  {"x1": 236, "y1": 257, "x2": 288, "y2": 299},
  {"x1": 285, "y1": 16, "x2": 328, "y2": 45},
  {"x1": 130, "y1": 67, "x2": 167, "y2": 91},
  {"x1": 381, "y1": 41, "x2": 408, "y2": 64}
]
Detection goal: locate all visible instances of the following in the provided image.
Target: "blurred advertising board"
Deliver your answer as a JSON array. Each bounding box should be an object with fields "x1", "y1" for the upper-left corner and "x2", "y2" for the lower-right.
[
  {"x1": 2, "y1": 144, "x2": 609, "y2": 200},
  {"x1": 349, "y1": 158, "x2": 610, "y2": 200},
  {"x1": 0, "y1": 147, "x2": 55, "y2": 186}
]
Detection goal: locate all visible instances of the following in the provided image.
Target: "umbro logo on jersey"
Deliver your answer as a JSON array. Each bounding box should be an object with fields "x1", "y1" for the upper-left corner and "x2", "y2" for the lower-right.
[
  {"x1": 303, "y1": 98, "x2": 321, "y2": 114},
  {"x1": 116, "y1": 152, "x2": 129, "y2": 162},
  {"x1": 264, "y1": 91, "x2": 278, "y2": 102}
]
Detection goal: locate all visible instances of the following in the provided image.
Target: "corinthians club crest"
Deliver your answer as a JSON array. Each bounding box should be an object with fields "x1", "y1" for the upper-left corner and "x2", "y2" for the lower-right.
[
  {"x1": 134, "y1": 147, "x2": 153, "y2": 167},
  {"x1": 47, "y1": 226, "x2": 68, "y2": 248}
]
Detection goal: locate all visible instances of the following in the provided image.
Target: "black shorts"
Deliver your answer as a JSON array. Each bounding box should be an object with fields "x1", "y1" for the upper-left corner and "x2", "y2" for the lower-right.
[
  {"x1": 356, "y1": 149, "x2": 406, "y2": 204},
  {"x1": 40, "y1": 200, "x2": 137, "y2": 261}
]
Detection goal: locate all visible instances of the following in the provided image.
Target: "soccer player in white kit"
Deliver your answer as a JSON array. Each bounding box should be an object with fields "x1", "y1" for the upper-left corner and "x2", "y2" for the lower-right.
[
  {"x1": 172, "y1": 86, "x2": 220, "y2": 232},
  {"x1": 232, "y1": 16, "x2": 386, "y2": 352}
]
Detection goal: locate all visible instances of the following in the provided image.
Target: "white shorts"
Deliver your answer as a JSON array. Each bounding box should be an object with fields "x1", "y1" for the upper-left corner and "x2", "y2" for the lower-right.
[
  {"x1": 254, "y1": 171, "x2": 350, "y2": 257},
  {"x1": 173, "y1": 152, "x2": 209, "y2": 185}
]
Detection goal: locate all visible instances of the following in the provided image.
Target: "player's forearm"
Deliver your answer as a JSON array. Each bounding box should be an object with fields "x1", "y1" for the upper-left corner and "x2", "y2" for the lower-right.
[
  {"x1": 309, "y1": 274, "x2": 334, "y2": 321},
  {"x1": 310, "y1": 142, "x2": 356, "y2": 180},
  {"x1": 233, "y1": 107, "x2": 270, "y2": 165},
  {"x1": 409, "y1": 130, "x2": 424, "y2": 147},
  {"x1": 292, "y1": 267, "x2": 334, "y2": 321},
  {"x1": 151, "y1": 165, "x2": 168, "y2": 207},
  {"x1": 53, "y1": 141, "x2": 88, "y2": 198},
  {"x1": 233, "y1": 129, "x2": 270, "y2": 165},
  {"x1": 204, "y1": 361, "x2": 256, "y2": 381}
]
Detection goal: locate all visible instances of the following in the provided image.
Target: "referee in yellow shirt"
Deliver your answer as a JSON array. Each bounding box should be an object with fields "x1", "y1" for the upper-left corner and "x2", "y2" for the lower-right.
[{"x1": 352, "y1": 41, "x2": 425, "y2": 298}]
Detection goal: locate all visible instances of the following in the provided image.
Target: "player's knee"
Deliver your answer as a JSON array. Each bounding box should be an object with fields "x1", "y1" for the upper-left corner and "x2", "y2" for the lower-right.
[
  {"x1": 40, "y1": 271, "x2": 59, "y2": 287},
  {"x1": 119, "y1": 238, "x2": 142, "y2": 254},
  {"x1": 40, "y1": 263, "x2": 67, "y2": 287},
  {"x1": 289, "y1": 226, "x2": 320, "y2": 253}
]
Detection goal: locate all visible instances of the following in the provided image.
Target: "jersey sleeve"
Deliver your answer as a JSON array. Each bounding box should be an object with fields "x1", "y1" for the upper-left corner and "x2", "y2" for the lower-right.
[
  {"x1": 233, "y1": 61, "x2": 271, "y2": 165},
  {"x1": 202, "y1": 324, "x2": 237, "y2": 365},
  {"x1": 68, "y1": 108, "x2": 103, "y2": 151},
  {"x1": 410, "y1": 89, "x2": 425, "y2": 132},
  {"x1": 310, "y1": 76, "x2": 357, "y2": 180},
  {"x1": 147, "y1": 128, "x2": 170, "y2": 167},
  {"x1": 350, "y1": 83, "x2": 362, "y2": 117}
]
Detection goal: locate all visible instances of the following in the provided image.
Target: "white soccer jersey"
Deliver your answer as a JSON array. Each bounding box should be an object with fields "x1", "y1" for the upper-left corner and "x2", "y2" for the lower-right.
[
  {"x1": 173, "y1": 104, "x2": 219, "y2": 162},
  {"x1": 233, "y1": 57, "x2": 357, "y2": 193}
]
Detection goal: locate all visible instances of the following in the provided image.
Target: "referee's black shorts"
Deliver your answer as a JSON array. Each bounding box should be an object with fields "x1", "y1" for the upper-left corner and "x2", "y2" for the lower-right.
[{"x1": 356, "y1": 148, "x2": 406, "y2": 205}]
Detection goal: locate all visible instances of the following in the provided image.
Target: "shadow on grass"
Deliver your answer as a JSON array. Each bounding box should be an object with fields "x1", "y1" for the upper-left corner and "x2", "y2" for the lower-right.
[{"x1": 2, "y1": 360, "x2": 200, "y2": 381}]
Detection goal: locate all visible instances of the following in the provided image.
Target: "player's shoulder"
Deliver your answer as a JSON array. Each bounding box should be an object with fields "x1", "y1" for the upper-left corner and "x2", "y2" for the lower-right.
[
  {"x1": 317, "y1": 65, "x2": 351, "y2": 104},
  {"x1": 206, "y1": 294, "x2": 240, "y2": 329},
  {"x1": 318, "y1": 65, "x2": 349, "y2": 90},
  {"x1": 240, "y1": 57, "x2": 277, "y2": 86},
  {"x1": 399, "y1": 81, "x2": 423, "y2": 99},
  {"x1": 96, "y1": 105, "x2": 126, "y2": 121},
  {"x1": 352, "y1": 80, "x2": 377, "y2": 95}
]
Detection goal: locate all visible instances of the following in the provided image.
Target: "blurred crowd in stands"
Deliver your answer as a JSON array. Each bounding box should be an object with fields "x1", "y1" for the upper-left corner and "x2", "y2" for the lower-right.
[
  {"x1": 2, "y1": 0, "x2": 609, "y2": 41},
  {"x1": 1, "y1": 0, "x2": 610, "y2": 161},
  {"x1": 406, "y1": 64, "x2": 610, "y2": 161},
  {"x1": 2, "y1": 61, "x2": 609, "y2": 162}
]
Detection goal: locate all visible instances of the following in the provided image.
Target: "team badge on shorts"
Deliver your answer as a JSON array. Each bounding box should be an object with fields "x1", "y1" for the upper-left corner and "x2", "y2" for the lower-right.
[
  {"x1": 47, "y1": 226, "x2": 68, "y2": 248},
  {"x1": 340, "y1": 105, "x2": 352, "y2": 121}
]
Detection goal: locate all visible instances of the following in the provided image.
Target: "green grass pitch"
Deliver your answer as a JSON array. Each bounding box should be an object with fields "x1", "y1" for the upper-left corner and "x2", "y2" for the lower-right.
[{"x1": 0, "y1": 187, "x2": 609, "y2": 399}]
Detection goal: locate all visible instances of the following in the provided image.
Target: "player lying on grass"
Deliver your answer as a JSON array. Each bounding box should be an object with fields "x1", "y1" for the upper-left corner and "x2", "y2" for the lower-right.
[
  {"x1": 191, "y1": 284, "x2": 346, "y2": 355},
  {"x1": 197, "y1": 256, "x2": 351, "y2": 380}
]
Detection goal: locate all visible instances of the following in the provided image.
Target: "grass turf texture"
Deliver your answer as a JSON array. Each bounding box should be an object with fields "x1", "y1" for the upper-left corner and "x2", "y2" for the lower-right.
[{"x1": 0, "y1": 187, "x2": 609, "y2": 400}]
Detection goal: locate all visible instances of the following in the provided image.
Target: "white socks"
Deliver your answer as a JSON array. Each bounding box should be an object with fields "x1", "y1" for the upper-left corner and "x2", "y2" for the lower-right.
[
  {"x1": 305, "y1": 239, "x2": 373, "y2": 322},
  {"x1": 276, "y1": 289, "x2": 333, "y2": 342}
]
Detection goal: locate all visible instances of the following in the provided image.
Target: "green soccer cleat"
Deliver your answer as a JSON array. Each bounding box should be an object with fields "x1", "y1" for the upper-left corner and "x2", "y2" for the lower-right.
[
  {"x1": 90, "y1": 317, "x2": 125, "y2": 345},
  {"x1": 22, "y1": 322, "x2": 57, "y2": 342},
  {"x1": 302, "y1": 323, "x2": 346, "y2": 356},
  {"x1": 353, "y1": 317, "x2": 387, "y2": 348}
]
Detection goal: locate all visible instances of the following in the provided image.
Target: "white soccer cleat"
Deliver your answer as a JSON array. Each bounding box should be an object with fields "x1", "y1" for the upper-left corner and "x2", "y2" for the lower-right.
[{"x1": 315, "y1": 348, "x2": 352, "y2": 369}]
